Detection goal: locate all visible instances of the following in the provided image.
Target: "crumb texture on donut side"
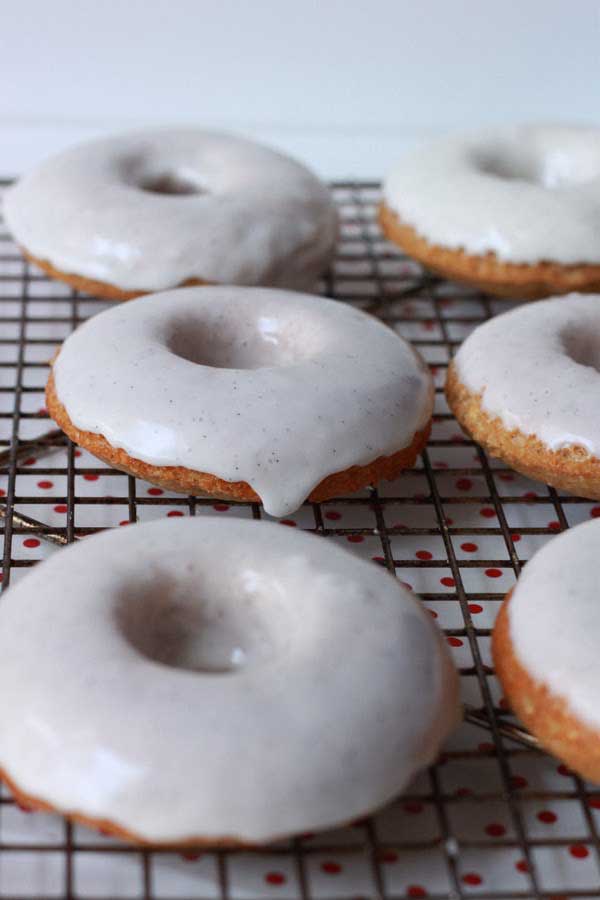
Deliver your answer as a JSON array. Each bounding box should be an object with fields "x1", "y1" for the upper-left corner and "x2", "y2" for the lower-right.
[
  {"x1": 379, "y1": 204, "x2": 600, "y2": 299},
  {"x1": 46, "y1": 371, "x2": 430, "y2": 505},
  {"x1": 22, "y1": 248, "x2": 210, "y2": 302},
  {"x1": 493, "y1": 593, "x2": 600, "y2": 783},
  {"x1": 445, "y1": 361, "x2": 600, "y2": 499}
]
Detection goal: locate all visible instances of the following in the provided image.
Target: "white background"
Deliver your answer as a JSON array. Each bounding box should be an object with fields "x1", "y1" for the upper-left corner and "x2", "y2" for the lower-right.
[{"x1": 2, "y1": 0, "x2": 599, "y2": 177}]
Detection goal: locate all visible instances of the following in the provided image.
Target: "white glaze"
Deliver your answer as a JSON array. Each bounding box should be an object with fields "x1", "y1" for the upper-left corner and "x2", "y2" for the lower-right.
[
  {"x1": 509, "y1": 518, "x2": 600, "y2": 730},
  {"x1": 383, "y1": 125, "x2": 600, "y2": 264},
  {"x1": 3, "y1": 129, "x2": 338, "y2": 291},
  {"x1": 0, "y1": 517, "x2": 459, "y2": 843},
  {"x1": 53, "y1": 286, "x2": 434, "y2": 517},
  {"x1": 453, "y1": 293, "x2": 600, "y2": 456}
]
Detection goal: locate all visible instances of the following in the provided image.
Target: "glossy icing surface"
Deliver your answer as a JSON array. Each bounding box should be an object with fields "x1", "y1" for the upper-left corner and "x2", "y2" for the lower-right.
[
  {"x1": 0, "y1": 517, "x2": 459, "y2": 843},
  {"x1": 383, "y1": 125, "x2": 600, "y2": 264},
  {"x1": 509, "y1": 519, "x2": 600, "y2": 730},
  {"x1": 53, "y1": 286, "x2": 434, "y2": 517},
  {"x1": 453, "y1": 293, "x2": 600, "y2": 456},
  {"x1": 3, "y1": 129, "x2": 338, "y2": 291}
]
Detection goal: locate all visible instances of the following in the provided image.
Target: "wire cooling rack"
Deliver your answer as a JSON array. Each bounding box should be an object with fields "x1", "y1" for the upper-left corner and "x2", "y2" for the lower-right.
[{"x1": 1, "y1": 181, "x2": 600, "y2": 900}]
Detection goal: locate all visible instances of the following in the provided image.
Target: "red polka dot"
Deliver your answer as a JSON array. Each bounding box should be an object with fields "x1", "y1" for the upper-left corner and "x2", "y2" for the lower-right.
[
  {"x1": 440, "y1": 576, "x2": 455, "y2": 587},
  {"x1": 511, "y1": 533, "x2": 521, "y2": 543},
  {"x1": 478, "y1": 741, "x2": 494, "y2": 753},
  {"x1": 516, "y1": 859, "x2": 529, "y2": 874},
  {"x1": 523, "y1": 491, "x2": 538, "y2": 502},
  {"x1": 403, "y1": 801, "x2": 424, "y2": 814},
  {"x1": 16, "y1": 799, "x2": 32, "y2": 813},
  {"x1": 537, "y1": 810, "x2": 557, "y2": 824},
  {"x1": 400, "y1": 581, "x2": 413, "y2": 591},
  {"x1": 485, "y1": 822, "x2": 506, "y2": 837},
  {"x1": 407, "y1": 886, "x2": 427, "y2": 898},
  {"x1": 416, "y1": 550, "x2": 432, "y2": 560},
  {"x1": 588, "y1": 795, "x2": 600, "y2": 809},
  {"x1": 445, "y1": 517, "x2": 454, "y2": 526},
  {"x1": 54, "y1": 504, "x2": 67, "y2": 513},
  {"x1": 279, "y1": 519, "x2": 297, "y2": 527},
  {"x1": 83, "y1": 473, "x2": 98, "y2": 482},
  {"x1": 181, "y1": 850, "x2": 202, "y2": 862},
  {"x1": 148, "y1": 487, "x2": 163, "y2": 496},
  {"x1": 447, "y1": 636, "x2": 463, "y2": 647},
  {"x1": 213, "y1": 503, "x2": 230, "y2": 512},
  {"x1": 557, "y1": 764, "x2": 572, "y2": 777},
  {"x1": 455, "y1": 478, "x2": 473, "y2": 491},
  {"x1": 379, "y1": 849, "x2": 398, "y2": 863},
  {"x1": 38, "y1": 406, "x2": 48, "y2": 416},
  {"x1": 0, "y1": 488, "x2": 5, "y2": 497},
  {"x1": 480, "y1": 507, "x2": 496, "y2": 518},
  {"x1": 499, "y1": 473, "x2": 515, "y2": 482},
  {"x1": 455, "y1": 787, "x2": 472, "y2": 798},
  {"x1": 325, "y1": 510, "x2": 341, "y2": 521},
  {"x1": 468, "y1": 603, "x2": 483, "y2": 614},
  {"x1": 372, "y1": 555, "x2": 385, "y2": 564},
  {"x1": 321, "y1": 861, "x2": 342, "y2": 875},
  {"x1": 462, "y1": 873, "x2": 482, "y2": 886},
  {"x1": 485, "y1": 568, "x2": 502, "y2": 578},
  {"x1": 548, "y1": 521, "x2": 561, "y2": 531},
  {"x1": 23, "y1": 457, "x2": 36, "y2": 466},
  {"x1": 74, "y1": 450, "x2": 82, "y2": 458},
  {"x1": 119, "y1": 520, "x2": 130, "y2": 527},
  {"x1": 569, "y1": 844, "x2": 589, "y2": 859},
  {"x1": 461, "y1": 542, "x2": 478, "y2": 552},
  {"x1": 265, "y1": 872, "x2": 286, "y2": 885},
  {"x1": 167, "y1": 510, "x2": 184, "y2": 517},
  {"x1": 22, "y1": 538, "x2": 40, "y2": 549},
  {"x1": 37, "y1": 480, "x2": 53, "y2": 489},
  {"x1": 347, "y1": 535, "x2": 364, "y2": 543},
  {"x1": 591, "y1": 506, "x2": 600, "y2": 518},
  {"x1": 428, "y1": 608, "x2": 438, "y2": 618},
  {"x1": 510, "y1": 775, "x2": 528, "y2": 790},
  {"x1": 433, "y1": 461, "x2": 448, "y2": 469}
]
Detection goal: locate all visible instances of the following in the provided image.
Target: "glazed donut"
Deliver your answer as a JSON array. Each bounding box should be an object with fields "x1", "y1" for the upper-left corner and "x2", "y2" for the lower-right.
[
  {"x1": 446, "y1": 293, "x2": 600, "y2": 499},
  {"x1": 3, "y1": 129, "x2": 338, "y2": 298},
  {"x1": 46, "y1": 286, "x2": 434, "y2": 517},
  {"x1": 493, "y1": 519, "x2": 600, "y2": 783},
  {"x1": 380, "y1": 125, "x2": 600, "y2": 298},
  {"x1": 0, "y1": 516, "x2": 459, "y2": 845}
]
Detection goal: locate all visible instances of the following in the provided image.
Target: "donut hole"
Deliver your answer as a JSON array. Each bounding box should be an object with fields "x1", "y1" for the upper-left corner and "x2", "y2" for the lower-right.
[
  {"x1": 116, "y1": 575, "x2": 275, "y2": 674},
  {"x1": 138, "y1": 169, "x2": 207, "y2": 196},
  {"x1": 166, "y1": 314, "x2": 319, "y2": 369},
  {"x1": 562, "y1": 324, "x2": 600, "y2": 372},
  {"x1": 476, "y1": 148, "x2": 600, "y2": 189}
]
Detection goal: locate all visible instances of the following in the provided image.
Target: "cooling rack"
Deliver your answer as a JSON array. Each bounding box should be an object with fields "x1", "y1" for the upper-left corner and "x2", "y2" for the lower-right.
[{"x1": 0, "y1": 180, "x2": 599, "y2": 900}]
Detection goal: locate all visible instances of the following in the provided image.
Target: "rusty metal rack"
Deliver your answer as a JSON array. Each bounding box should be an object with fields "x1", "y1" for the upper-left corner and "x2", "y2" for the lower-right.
[{"x1": 0, "y1": 181, "x2": 599, "y2": 899}]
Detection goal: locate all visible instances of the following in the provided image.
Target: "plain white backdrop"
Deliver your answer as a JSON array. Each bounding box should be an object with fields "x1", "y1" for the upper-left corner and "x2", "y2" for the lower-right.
[{"x1": 2, "y1": 0, "x2": 599, "y2": 176}]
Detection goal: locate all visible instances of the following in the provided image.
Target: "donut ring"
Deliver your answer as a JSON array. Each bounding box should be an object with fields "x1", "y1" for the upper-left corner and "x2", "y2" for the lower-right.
[
  {"x1": 46, "y1": 286, "x2": 434, "y2": 517},
  {"x1": 493, "y1": 519, "x2": 600, "y2": 783},
  {"x1": 0, "y1": 517, "x2": 460, "y2": 845},
  {"x1": 4, "y1": 129, "x2": 338, "y2": 297},
  {"x1": 446, "y1": 293, "x2": 600, "y2": 499},
  {"x1": 381, "y1": 125, "x2": 600, "y2": 298}
]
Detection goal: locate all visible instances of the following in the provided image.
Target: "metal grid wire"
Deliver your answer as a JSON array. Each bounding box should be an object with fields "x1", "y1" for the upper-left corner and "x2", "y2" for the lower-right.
[{"x1": 0, "y1": 180, "x2": 599, "y2": 899}]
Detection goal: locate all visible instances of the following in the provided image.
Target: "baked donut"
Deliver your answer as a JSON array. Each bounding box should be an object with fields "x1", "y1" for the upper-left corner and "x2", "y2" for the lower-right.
[
  {"x1": 3, "y1": 129, "x2": 338, "y2": 298},
  {"x1": 493, "y1": 518, "x2": 600, "y2": 783},
  {"x1": 380, "y1": 125, "x2": 600, "y2": 298},
  {"x1": 46, "y1": 286, "x2": 434, "y2": 516},
  {"x1": 446, "y1": 293, "x2": 600, "y2": 499},
  {"x1": 0, "y1": 516, "x2": 459, "y2": 845}
]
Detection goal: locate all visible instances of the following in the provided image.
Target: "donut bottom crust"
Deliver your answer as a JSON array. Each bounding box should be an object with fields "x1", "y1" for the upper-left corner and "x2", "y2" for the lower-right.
[
  {"x1": 493, "y1": 592, "x2": 600, "y2": 783},
  {"x1": 21, "y1": 247, "x2": 209, "y2": 301},
  {"x1": 446, "y1": 362, "x2": 600, "y2": 499},
  {"x1": 46, "y1": 372, "x2": 430, "y2": 505},
  {"x1": 379, "y1": 203, "x2": 600, "y2": 300}
]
